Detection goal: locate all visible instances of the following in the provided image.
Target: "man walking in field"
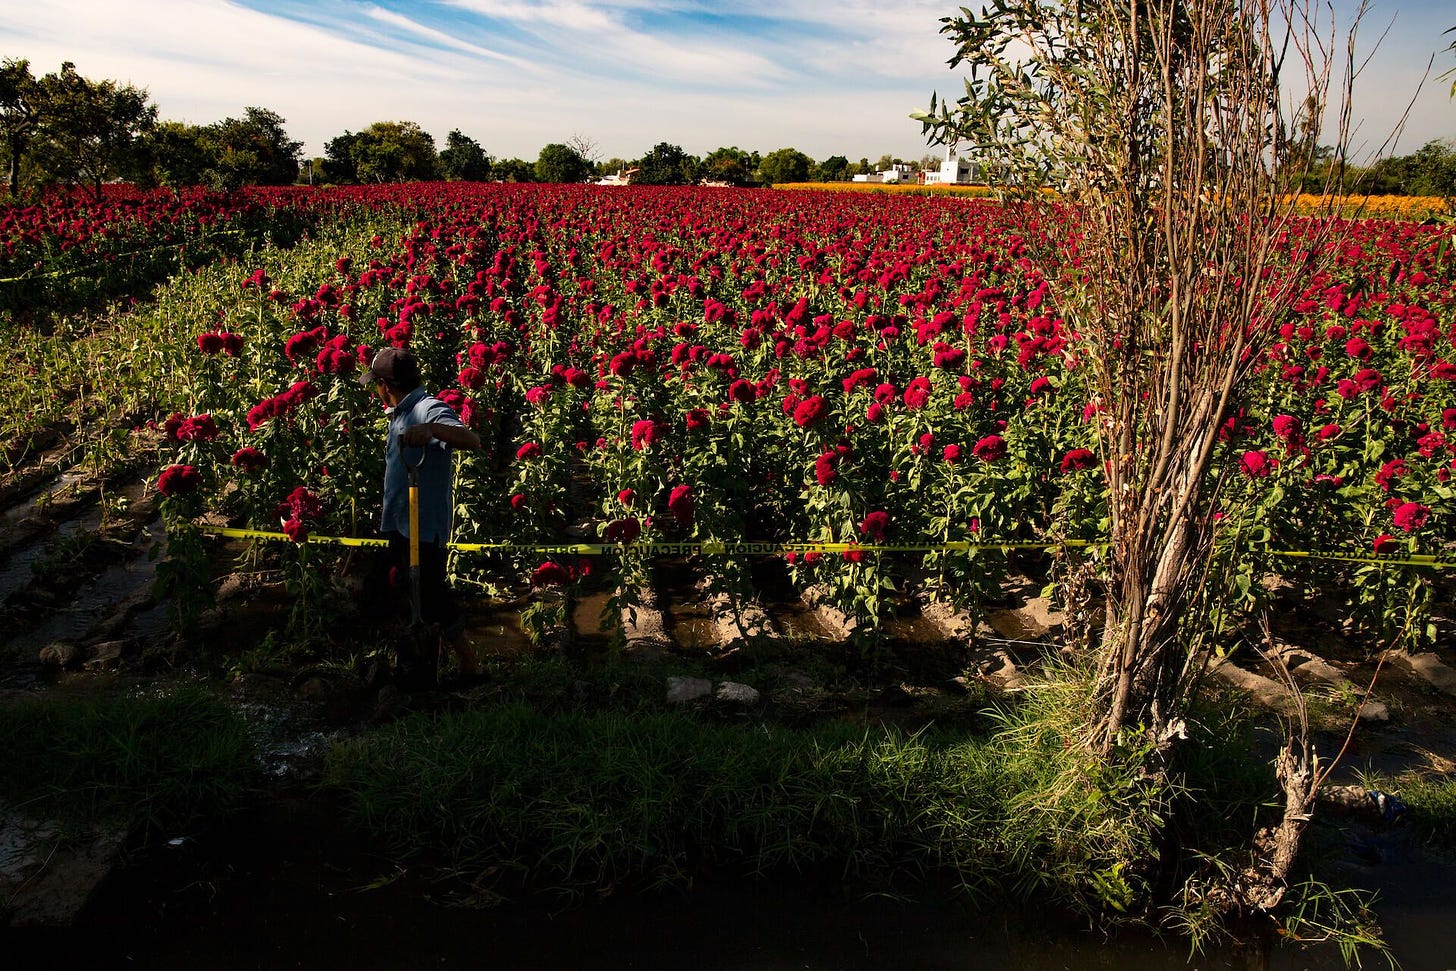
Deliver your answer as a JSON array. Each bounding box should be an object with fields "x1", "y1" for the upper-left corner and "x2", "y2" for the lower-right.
[{"x1": 360, "y1": 347, "x2": 481, "y2": 682}]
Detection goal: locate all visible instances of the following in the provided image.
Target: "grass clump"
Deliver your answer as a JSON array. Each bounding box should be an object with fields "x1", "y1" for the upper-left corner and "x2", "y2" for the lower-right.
[
  {"x1": 325, "y1": 661, "x2": 1270, "y2": 920},
  {"x1": 0, "y1": 687, "x2": 255, "y2": 831},
  {"x1": 1398, "y1": 776, "x2": 1456, "y2": 848}
]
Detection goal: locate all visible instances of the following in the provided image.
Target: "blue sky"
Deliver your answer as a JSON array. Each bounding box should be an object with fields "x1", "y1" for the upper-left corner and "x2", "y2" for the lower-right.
[{"x1": 2, "y1": 0, "x2": 1452, "y2": 165}]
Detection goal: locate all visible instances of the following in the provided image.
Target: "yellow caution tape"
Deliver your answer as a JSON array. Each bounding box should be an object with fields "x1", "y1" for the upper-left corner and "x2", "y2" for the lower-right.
[
  {"x1": 201, "y1": 527, "x2": 1456, "y2": 569},
  {"x1": 203, "y1": 526, "x2": 1102, "y2": 556},
  {"x1": 1265, "y1": 548, "x2": 1456, "y2": 569}
]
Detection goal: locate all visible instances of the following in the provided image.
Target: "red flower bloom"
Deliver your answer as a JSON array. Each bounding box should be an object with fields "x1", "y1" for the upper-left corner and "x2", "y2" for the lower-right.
[
  {"x1": 1271, "y1": 414, "x2": 1301, "y2": 442},
  {"x1": 516, "y1": 442, "x2": 543, "y2": 460},
  {"x1": 1060, "y1": 448, "x2": 1096, "y2": 473},
  {"x1": 1240, "y1": 450, "x2": 1274, "y2": 478},
  {"x1": 860, "y1": 510, "x2": 889, "y2": 542},
  {"x1": 667, "y1": 485, "x2": 694, "y2": 526},
  {"x1": 532, "y1": 562, "x2": 571, "y2": 586},
  {"x1": 282, "y1": 517, "x2": 310, "y2": 543},
  {"x1": 230, "y1": 447, "x2": 268, "y2": 474},
  {"x1": 903, "y1": 377, "x2": 932, "y2": 410},
  {"x1": 793, "y1": 396, "x2": 827, "y2": 427},
  {"x1": 631, "y1": 419, "x2": 664, "y2": 450},
  {"x1": 1375, "y1": 459, "x2": 1408, "y2": 492},
  {"x1": 605, "y1": 517, "x2": 641, "y2": 543},
  {"x1": 618, "y1": 489, "x2": 636, "y2": 507},
  {"x1": 156, "y1": 464, "x2": 201, "y2": 496},
  {"x1": 196, "y1": 332, "x2": 226, "y2": 354},
  {"x1": 177, "y1": 414, "x2": 218, "y2": 442},
  {"x1": 972, "y1": 435, "x2": 1007, "y2": 462},
  {"x1": 1372, "y1": 533, "x2": 1398, "y2": 555},
  {"x1": 685, "y1": 408, "x2": 711, "y2": 431},
  {"x1": 942, "y1": 444, "x2": 962, "y2": 463},
  {"x1": 1393, "y1": 501, "x2": 1431, "y2": 532}
]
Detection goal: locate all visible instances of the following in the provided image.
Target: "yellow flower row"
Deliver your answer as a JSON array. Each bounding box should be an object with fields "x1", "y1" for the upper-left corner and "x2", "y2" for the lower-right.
[
  {"x1": 776, "y1": 183, "x2": 1450, "y2": 220},
  {"x1": 1293, "y1": 194, "x2": 1449, "y2": 219}
]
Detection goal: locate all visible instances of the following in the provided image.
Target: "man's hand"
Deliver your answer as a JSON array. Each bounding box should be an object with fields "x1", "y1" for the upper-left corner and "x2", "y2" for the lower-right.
[{"x1": 401, "y1": 424, "x2": 436, "y2": 447}]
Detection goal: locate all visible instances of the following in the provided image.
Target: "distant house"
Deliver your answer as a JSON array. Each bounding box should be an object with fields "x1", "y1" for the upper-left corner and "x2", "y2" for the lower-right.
[
  {"x1": 879, "y1": 163, "x2": 915, "y2": 185},
  {"x1": 595, "y1": 167, "x2": 640, "y2": 186},
  {"x1": 921, "y1": 144, "x2": 982, "y2": 185}
]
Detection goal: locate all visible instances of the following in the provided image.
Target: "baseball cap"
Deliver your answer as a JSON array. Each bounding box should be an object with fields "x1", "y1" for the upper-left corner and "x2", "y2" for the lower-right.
[{"x1": 360, "y1": 347, "x2": 422, "y2": 389}]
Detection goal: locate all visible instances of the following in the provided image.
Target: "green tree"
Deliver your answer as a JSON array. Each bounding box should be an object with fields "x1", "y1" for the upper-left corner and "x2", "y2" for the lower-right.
[
  {"x1": 325, "y1": 121, "x2": 439, "y2": 183},
  {"x1": 814, "y1": 155, "x2": 849, "y2": 182},
  {"x1": 1361, "y1": 139, "x2": 1456, "y2": 197},
  {"x1": 534, "y1": 142, "x2": 590, "y2": 183},
  {"x1": 756, "y1": 147, "x2": 812, "y2": 186},
  {"x1": 201, "y1": 107, "x2": 302, "y2": 189},
  {"x1": 493, "y1": 157, "x2": 535, "y2": 182},
  {"x1": 136, "y1": 120, "x2": 211, "y2": 189},
  {"x1": 31, "y1": 62, "x2": 155, "y2": 199},
  {"x1": 438, "y1": 129, "x2": 491, "y2": 181},
  {"x1": 0, "y1": 58, "x2": 39, "y2": 198},
  {"x1": 633, "y1": 142, "x2": 697, "y2": 185},
  {"x1": 322, "y1": 131, "x2": 360, "y2": 183},
  {"x1": 701, "y1": 146, "x2": 754, "y2": 185}
]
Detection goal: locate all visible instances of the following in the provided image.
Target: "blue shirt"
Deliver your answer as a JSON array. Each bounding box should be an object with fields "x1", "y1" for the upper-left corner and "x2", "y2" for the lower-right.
[{"x1": 381, "y1": 388, "x2": 465, "y2": 544}]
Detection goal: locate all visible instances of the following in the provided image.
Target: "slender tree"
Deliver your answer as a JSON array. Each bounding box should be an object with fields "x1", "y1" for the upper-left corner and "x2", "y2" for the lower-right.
[{"x1": 916, "y1": 0, "x2": 1363, "y2": 914}]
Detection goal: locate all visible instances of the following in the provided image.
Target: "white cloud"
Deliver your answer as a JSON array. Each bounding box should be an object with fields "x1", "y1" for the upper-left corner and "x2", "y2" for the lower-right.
[{"x1": 0, "y1": 0, "x2": 1445, "y2": 167}]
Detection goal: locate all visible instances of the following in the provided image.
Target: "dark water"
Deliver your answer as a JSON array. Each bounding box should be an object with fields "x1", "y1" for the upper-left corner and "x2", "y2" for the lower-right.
[{"x1": 9, "y1": 797, "x2": 1439, "y2": 971}]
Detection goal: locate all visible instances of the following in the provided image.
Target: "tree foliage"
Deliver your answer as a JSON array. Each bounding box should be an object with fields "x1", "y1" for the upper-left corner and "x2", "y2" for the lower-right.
[
  {"x1": 701, "y1": 146, "x2": 756, "y2": 186},
  {"x1": 30, "y1": 62, "x2": 156, "y2": 199},
  {"x1": 326, "y1": 121, "x2": 440, "y2": 184},
  {"x1": 534, "y1": 142, "x2": 591, "y2": 184},
  {"x1": 201, "y1": 107, "x2": 302, "y2": 189},
  {"x1": 633, "y1": 142, "x2": 697, "y2": 185},
  {"x1": 0, "y1": 58, "x2": 39, "y2": 198},
  {"x1": 757, "y1": 147, "x2": 813, "y2": 186},
  {"x1": 439, "y1": 129, "x2": 491, "y2": 182},
  {"x1": 493, "y1": 157, "x2": 535, "y2": 183}
]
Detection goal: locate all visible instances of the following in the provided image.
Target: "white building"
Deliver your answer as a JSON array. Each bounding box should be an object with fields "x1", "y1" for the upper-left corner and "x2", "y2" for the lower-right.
[
  {"x1": 921, "y1": 144, "x2": 982, "y2": 185},
  {"x1": 595, "y1": 167, "x2": 639, "y2": 186},
  {"x1": 881, "y1": 163, "x2": 915, "y2": 184}
]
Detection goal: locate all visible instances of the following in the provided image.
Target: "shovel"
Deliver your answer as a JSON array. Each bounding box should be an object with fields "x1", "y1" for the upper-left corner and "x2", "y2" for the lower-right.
[{"x1": 396, "y1": 446, "x2": 437, "y2": 687}]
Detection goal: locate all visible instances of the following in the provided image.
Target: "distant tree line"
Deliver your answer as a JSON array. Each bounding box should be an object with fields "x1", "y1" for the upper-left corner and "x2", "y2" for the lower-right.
[
  {"x1": 13, "y1": 57, "x2": 1450, "y2": 198},
  {"x1": 1293, "y1": 140, "x2": 1456, "y2": 199}
]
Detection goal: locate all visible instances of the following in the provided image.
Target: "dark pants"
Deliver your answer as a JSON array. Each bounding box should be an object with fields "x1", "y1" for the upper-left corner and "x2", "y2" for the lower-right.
[{"x1": 362, "y1": 531, "x2": 459, "y2": 631}]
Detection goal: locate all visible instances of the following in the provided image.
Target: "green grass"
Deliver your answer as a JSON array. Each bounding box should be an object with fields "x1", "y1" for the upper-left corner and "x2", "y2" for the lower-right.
[
  {"x1": 324, "y1": 660, "x2": 1282, "y2": 923},
  {"x1": 0, "y1": 687, "x2": 256, "y2": 831},
  {"x1": 1398, "y1": 776, "x2": 1456, "y2": 848}
]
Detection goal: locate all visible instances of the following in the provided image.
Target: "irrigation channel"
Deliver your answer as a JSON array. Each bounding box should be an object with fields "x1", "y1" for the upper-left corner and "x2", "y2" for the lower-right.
[{"x1": 2, "y1": 431, "x2": 1455, "y2": 969}]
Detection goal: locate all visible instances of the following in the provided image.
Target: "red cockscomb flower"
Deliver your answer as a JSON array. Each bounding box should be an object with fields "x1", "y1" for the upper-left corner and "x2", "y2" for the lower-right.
[
  {"x1": 156, "y1": 464, "x2": 201, "y2": 497},
  {"x1": 860, "y1": 510, "x2": 889, "y2": 542},
  {"x1": 1393, "y1": 501, "x2": 1431, "y2": 532},
  {"x1": 668, "y1": 485, "x2": 694, "y2": 526},
  {"x1": 1060, "y1": 448, "x2": 1096, "y2": 473},
  {"x1": 230, "y1": 447, "x2": 268, "y2": 474},
  {"x1": 1240, "y1": 450, "x2": 1274, "y2": 478},
  {"x1": 972, "y1": 435, "x2": 1007, "y2": 462}
]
